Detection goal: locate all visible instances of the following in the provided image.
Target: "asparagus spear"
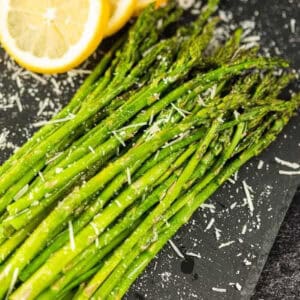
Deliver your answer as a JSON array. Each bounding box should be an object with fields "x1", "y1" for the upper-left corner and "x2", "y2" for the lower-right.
[
  {"x1": 0, "y1": 3, "x2": 186, "y2": 197},
  {"x1": 21, "y1": 120, "x2": 230, "y2": 288},
  {"x1": 0, "y1": 40, "x2": 120, "y2": 178},
  {"x1": 40, "y1": 134, "x2": 227, "y2": 299},
  {"x1": 1, "y1": 16, "x2": 218, "y2": 215},
  {"x1": 19, "y1": 133, "x2": 204, "y2": 281},
  {"x1": 4, "y1": 55, "x2": 274, "y2": 229},
  {"x1": 16, "y1": 120, "x2": 219, "y2": 299},
  {"x1": 105, "y1": 116, "x2": 291, "y2": 300},
  {"x1": 0, "y1": 140, "x2": 191, "y2": 297},
  {"x1": 75, "y1": 121, "x2": 243, "y2": 299}
]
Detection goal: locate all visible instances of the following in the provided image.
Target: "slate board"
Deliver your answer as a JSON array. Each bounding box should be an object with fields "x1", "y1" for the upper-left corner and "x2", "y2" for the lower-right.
[
  {"x1": 0, "y1": 0, "x2": 299, "y2": 299},
  {"x1": 254, "y1": 190, "x2": 300, "y2": 299}
]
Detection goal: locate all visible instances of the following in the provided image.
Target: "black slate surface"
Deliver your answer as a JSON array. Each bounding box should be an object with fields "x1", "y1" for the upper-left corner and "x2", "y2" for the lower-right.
[
  {"x1": 0, "y1": 0, "x2": 299, "y2": 299},
  {"x1": 253, "y1": 190, "x2": 300, "y2": 299}
]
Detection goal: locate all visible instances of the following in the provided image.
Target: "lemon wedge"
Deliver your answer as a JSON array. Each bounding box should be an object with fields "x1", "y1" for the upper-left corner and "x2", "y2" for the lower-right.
[
  {"x1": 0, "y1": 0, "x2": 110, "y2": 74},
  {"x1": 105, "y1": 0, "x2": 136, "y2": 37}
]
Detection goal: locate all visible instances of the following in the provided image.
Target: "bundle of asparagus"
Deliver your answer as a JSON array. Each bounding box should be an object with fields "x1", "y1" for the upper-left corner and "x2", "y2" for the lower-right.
[{"x1": 0, "y1": 1, "x2": 299, "y2": 299}]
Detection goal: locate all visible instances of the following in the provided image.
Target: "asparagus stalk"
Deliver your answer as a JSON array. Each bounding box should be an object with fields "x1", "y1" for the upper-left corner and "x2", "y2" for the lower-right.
[
  {"x1": 21, "y1": 123, "x2": 230, "y2": 289},
  {"x1": 49, "y1": 138, "x2": 225, "y2": 299},
  {"x1": 0, "y1": 94, "x2": 292, "y2": 296},
  {"x1": 71, "y1": 131, "x2": 230, "y2": 298},
  {"x1": 8, "y1": 121, "x2": 220, "y2": 298},
  {"x1": 0, "y1": 4, "x2": 187, "y2": 197},
  {"x1": 0, "y1": 142, "x2": 189, "y2": 297},
  {"x1": 0, "y1": 40, "x2": 120, "y2": 178},
  {"x1": 4, "y1": 55, "x2": 272, "y2": 227},
  {"x1": 37, "y1": 225, "x2": 136, "y2": 300},
  {"x1": 19, "y1": 132, "x2": 204, "y2": 281},
  {"x1": 70, "y1": 119, "x2": 224, "y2": 299},
  {"x1": 106, "y1": 116, "x2": 291, "y2": 300},
  {"x1": 2, "y1": 17, "x2": 218, "y2": 215}
]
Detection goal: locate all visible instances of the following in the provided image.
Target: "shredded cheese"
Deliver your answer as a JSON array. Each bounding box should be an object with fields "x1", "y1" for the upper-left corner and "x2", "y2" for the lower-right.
[
  {"x1": 186, "y1": 251, "x2": 201, "y2": 259},
  {"x1": 88, "y1": 146, "x2": 95, "y2": 154},
  {"x1": 126, "y1": 168, "x2": 131, "y2": 185},
  {"x1": 204, "y1": 218, "x2": 215, "y2": 231},
  {"x1": 112, "y1": 131, "x2": 126, "y2": 147},
  {"x1": 169, "y1": 239, "x2": 184, "y2": 258},
  {"x1": 68, "y1": 221, "x2": 76, "y2": 251},
  {"x1": 218, "y1": 240, "x2": 235, "y2": 249},
  {"x1": 38, "y1": 172, "x2": 45, "y2": 182},
  {"x1": 5, "y1": 268, "x2": 19, "y2": 300},
  {"x1": 241, "y1": 224, "x2": 247, "y2": 235},
  {"x1": 275, "y1": 157, "x2": 300, "y2": 169},
  {"x1": 215, "y1": 227, "x2": 222, "y2": 241},
  {"x1": 279, "y1": 170, "x2": 300, "y2": 175},
  {"x1": 242, "y1": 180, "x2": 254, "y2": 214},
  {"x1": 32, "y1": 114, "x2": 75, "y2": 127},
  {"x1": 290, "y1": 18, "x2": 296, "y2": 33},
  {"x1": 90, "y1": 222, "x2": 100, "y2": 236},
  {"x1": 257, "y1": 160, "x2": 264, "y2": 170},
  {"x1": 212, "y1": 287, "x2": 227, "y2": 293},
  {"x1": 115, "y1": 122, "x2": 147, "y2": 132},
  {"x1": 13, "y1": 184, "x2": 29, "y2": 201}
]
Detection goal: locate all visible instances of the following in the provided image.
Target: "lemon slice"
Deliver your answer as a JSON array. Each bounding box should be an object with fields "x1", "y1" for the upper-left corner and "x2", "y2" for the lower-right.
[
  {"x1": 0, "y1": 0, "x2": 110, "y2": 74},
  {"x1": 105, "y1": 0, "x2": 136, "y2": 37}
]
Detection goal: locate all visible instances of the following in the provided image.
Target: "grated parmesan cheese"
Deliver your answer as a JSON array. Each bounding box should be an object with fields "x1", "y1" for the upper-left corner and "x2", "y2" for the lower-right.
[
  {"x1": 204, "y1": 218, "x2": 215, "y2": 231},
  {"x1": 243, "y1": 258, "x2": 252, "y2": 266},
  {"x1": 218, "y1": 240, "x2": 235, "y2": 249},
  {"x1": 126, "y1": 168, "x2": 131, "y2": 185},
  {"x1": 38, "y1": 172, "x2": 45, "y2": 182},
  {"x1": 55, "y1": 167, "x2": 63, "y2": 174},
  {"x1": 90, "y1": 222, "x2": 100, "y2": 236},
  {"x1": 279, "y1": 170, "x2": 300, "y2": 175},
  {"x1": 242, "y1": 35, "x2": 260, "y2": 43},
  {"x1": 68, "y1": 69, "x2": 92, "y2": 75},
  {"x1": 242, "y1": 180, "x2": 254, "y2": 214},
  {"x1": 178, "y1": 0, "x2": 195, "y2": 10},
  {"x1": 257, "y1": 160, "x2": 264, "y2": 170},
  {"x1": 186, "y1": 251, "x2": 201, "y2": 259},
  {"x1": 290, "y1": 18, "x2": 296, "y2": 33},
  {"x1": 228, "y1": 178, "x2": 235, "y2": 184},
  {"x1": 171, "y1": 103, "x2": 191, "y2": 118},
  {"x1": 112, "y1": 131, "x2": 126, "y2": 147},
  {"x1": 212, "y1": 287, "x2": 227, "y2": 293},
  {"x1": 235, "y1": 282, "x2": 242, "y2": 291},
  {"x1": 115, "y1": 122, "x2": 147, "y2": 132},
  {"x1": 13, "y1": 184, "x2": 29, "y2": 201},
  {"x1": 275, "y1": 157, "x2": 300, "y2": 169},
  {"x1": 5, "y1": 268, "x2": 19, "y2": 300},
  {"x1": 214, "y1": 227, "x2": 222, "y2": 241},
  {"x1": 68, "y1": 221, "x2": 76, "y2": 251},
  {"x1": 32, "y1": 114, "x2": 75, "y2": 127},
  {"x1": 241, "y1": 224, "x2": 247, "y2": 235},
  {"x1": 169, "y1": 239, "x2": 184, "y2": 258},
  {"x1": 201, "y1": 203, "x2": 216, "y2": 210},
  {"x1": 88, "y1": 146, "x2": 95, "y2": 154},
  {"x1": 46, "y1": 152, "x2": 63, "y2": 165}
]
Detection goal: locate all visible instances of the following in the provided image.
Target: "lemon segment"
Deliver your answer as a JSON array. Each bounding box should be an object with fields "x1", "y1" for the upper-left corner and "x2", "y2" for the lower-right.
[
  {"x1": 105, "y1": 0, "x2": 136, "y2": 37},
  {"x1": 0, "y1": 0, "x2": 110, "y2": 74}
]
